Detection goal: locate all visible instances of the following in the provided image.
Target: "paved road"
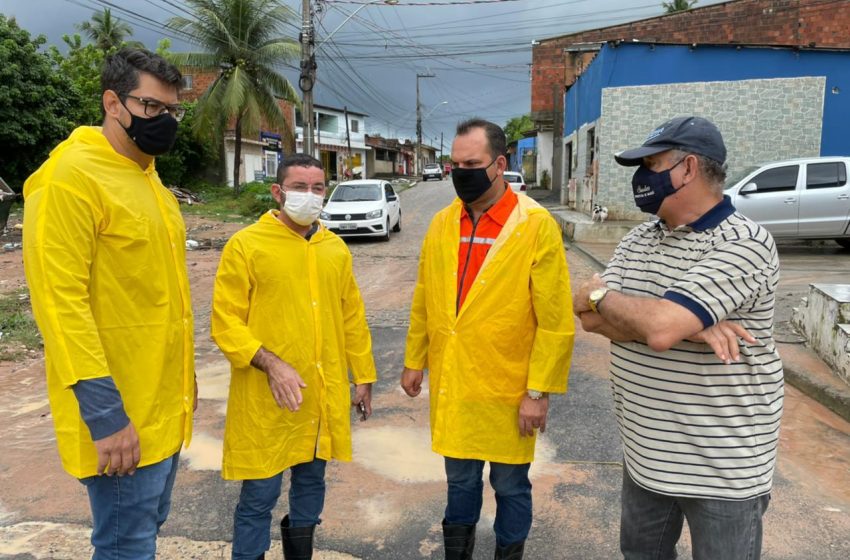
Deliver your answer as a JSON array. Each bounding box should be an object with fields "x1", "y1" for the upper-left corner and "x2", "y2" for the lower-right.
[{"x1": 1, "y1": 180, "x2": 849, "y2": 559}]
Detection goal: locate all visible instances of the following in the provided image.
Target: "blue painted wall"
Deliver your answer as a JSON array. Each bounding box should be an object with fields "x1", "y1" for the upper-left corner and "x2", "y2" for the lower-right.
[
  {"x1": 513, "y1": 136, "x2": 537, "y2": 172},
  {"x1": 564, "y1": 43, "x2": 850, "y2": 156}
]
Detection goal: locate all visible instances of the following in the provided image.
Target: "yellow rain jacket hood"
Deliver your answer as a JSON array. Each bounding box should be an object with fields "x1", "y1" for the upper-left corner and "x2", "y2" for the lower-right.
[
  {"x1": 212, "y1": 211, "x2": 376, "y2": 480},
  {"x1": 23, "y1": 126, "x2": 195, "y2": 479},
  {"x1": 405, "y1": 194, "x2": 574, "y2": 464}
]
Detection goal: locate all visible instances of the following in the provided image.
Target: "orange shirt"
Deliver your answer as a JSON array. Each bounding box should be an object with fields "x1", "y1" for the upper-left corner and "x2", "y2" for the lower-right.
[{"x1": 457, "y1": 186, "x2": 518, "y2": 311}]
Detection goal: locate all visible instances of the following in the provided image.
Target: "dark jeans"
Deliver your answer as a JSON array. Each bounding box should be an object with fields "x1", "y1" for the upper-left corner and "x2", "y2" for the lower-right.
[
  {"x1": 80, "y1": 452, "x2": 180, "y2": 560},
  {"x1": 231, "y1": 458, "x2": 327, "y2": 560},
  {"x1": 620, "y1": 466, "x2": 770, "y2": 560},
  {"x1": 444, "y1": 457, "x2": 532, "y2": 547}
]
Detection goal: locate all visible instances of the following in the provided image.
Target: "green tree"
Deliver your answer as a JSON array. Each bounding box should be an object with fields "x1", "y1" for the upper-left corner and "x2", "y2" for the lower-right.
[
  {"x1": 504, "y1": 114, "x2": 535, "y2": 143},
  {"x1": 76, "y1": 8, "x2": 138, "y2": 52},
  {"x1": 49, "y1": 34, "x2": 105, "y2": 126},
  {"x1": 0, "y1": 15, "x2": 82, "y2": 191},
  {"x1": 168, "y1": 0, "x2": 300, "y2": 194},
  {"x1": 156, "y1": 102, "x2": 220, "y2": 187},
  {"x1": 662, "y1": 0, "x2": 698, "y2": 13}
]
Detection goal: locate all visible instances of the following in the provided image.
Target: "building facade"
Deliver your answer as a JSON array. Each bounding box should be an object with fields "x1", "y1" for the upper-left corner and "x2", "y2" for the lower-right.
[
  {"x1": 531, "y1": 0, "x2": 850, "y2": 193},
  {"x1": 295, "y1": 105, "x2": 369, "y2": 182},
  {"x1": 561, "y1": 42, "x2": 850, "y2": 219}
]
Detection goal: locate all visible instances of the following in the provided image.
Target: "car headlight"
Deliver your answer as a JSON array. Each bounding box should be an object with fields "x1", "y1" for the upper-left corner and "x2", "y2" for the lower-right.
[
  {"x1": 365, "y1": 209, "x2": 383, "y2": 219},
  {"x1": 320, "y1": 211, "x2": 330, "y2": 220}
]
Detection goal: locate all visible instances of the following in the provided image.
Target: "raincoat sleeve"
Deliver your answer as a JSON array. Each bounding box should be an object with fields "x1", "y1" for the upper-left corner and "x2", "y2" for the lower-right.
[
  {"x1": 23, "y1": 181, "x2": 112, "y2": 388},
  {"x1": 404, "y1": 236, "x2": 429, "y2": 370},
  {"x1": 341, "y1": 251, "x2": 377, "y2": 384},
  {"x1": 211, "y1": 238, "x2": 263, "y2": 369},
  {"x1": 527, "y1": 215, "x2": 575, "y2": 393}
]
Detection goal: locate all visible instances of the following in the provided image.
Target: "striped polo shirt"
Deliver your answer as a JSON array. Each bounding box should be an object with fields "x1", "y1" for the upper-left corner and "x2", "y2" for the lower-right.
[{"x1": 601, "y1": 196, "x2": 783, "y2": 500}]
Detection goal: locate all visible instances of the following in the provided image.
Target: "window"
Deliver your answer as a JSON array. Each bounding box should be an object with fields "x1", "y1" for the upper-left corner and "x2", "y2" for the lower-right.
[
  {"x1": 587, "y1": 128, "x2": 596, "y2": 167},
  {"x1": 318, "y1": 113, "x2": 338, "y2": 133},
  {"x1": 750, "y1": 165, "x2": 799, "y2": 193},
  {"x1": 384, "y1": 184, "x2": 395, "y2": 199},
  {"x1": 806, "y1": 162, "x2": 847, "y2": 189},
  {"x1": 181, "y1": 75, "x2": 193, "y2": 91},
  {"x1": 351, "y1": 119, "x2": 359, "y2": 133}
]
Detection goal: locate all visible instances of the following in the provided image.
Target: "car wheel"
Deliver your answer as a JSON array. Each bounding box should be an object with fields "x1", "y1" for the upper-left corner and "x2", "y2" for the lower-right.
[
  {"x1": 382, "y1": 218, "x2": 391, "y2": 242},
  {"x1": 836, "y1": 238, "x2": 850, "y2": 250},
  {"x1": 393, "y1": 210, "x2": 402, "y2": 232}
]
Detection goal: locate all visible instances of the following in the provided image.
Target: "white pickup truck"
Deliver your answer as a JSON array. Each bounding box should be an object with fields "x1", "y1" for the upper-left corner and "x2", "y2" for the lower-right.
[{"x1": 724, "y1": 156, "x2": 850, "y2": 248}]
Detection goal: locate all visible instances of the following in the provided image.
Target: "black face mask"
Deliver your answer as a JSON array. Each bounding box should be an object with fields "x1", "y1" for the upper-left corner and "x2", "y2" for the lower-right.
[
  {"x1": 451, "y1": 159, "x2": 497, "y2": 203},
  {"x1": 631, "y1": 158, "x2": 686, "y2": 215},
  {"x1": 120, "y1": 101, "x2": 178, "y2": 156}
]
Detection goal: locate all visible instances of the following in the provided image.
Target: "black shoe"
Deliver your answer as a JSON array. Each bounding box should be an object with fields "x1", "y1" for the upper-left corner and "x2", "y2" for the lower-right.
[
  {"x1": 494, "y1": 540, "x2": 525, "y2": 560},
  {"x1": 442, "y1": 519, "x2": 475, "y2": 560},
  {"x1": 280, "y1": 515, "x2": 315, "y2": 560}
]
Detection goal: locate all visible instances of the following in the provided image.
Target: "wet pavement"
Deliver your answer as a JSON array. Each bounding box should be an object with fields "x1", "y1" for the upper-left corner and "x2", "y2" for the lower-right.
[{"x1": 1, "y1": 182, "x2": 849, "y2": 558}]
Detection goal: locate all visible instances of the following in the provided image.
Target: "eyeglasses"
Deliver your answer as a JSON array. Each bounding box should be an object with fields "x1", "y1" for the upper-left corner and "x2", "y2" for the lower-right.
[{"x1": 121, "y1": 94, "x2": 186, "y2": 122}]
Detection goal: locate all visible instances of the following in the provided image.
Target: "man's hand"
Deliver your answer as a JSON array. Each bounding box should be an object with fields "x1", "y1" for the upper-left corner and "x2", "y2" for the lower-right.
[
  {"x1": 352, "y1": 383, "x2": 373, "y2": 420},
  {"x1": 252, "y1": 347, "x2": 308, "y2": 411},
  {"x1": 94, "y1": 422, "x2": 140, "y2": 476},
  {"x1": 573, "y1": 273, "x2": 606, "y2": 315},
  {"x1": 689, "y1": 321, "x2": 756, "y2": 364},
  {"x1": 401, "y1": 367, "x2": 424, "y2": 397},
  {"x1": 519, "y1": 395, "x2": 549, "y2": 437}
]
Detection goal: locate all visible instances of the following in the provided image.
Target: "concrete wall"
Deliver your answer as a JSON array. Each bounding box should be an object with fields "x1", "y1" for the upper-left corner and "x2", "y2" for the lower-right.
[
  {"x1": 792, "y1": 284, "x2": 850, "y2": 386},
  {"x1": 562, "y1": 120, "x2": 600, "y2": 214},
  {"x1": 598, "y1": 76, "x2": 825, "y2": 220},
  {"x1": 536, "y1": 130, "x2": 553, "y2": 191}
]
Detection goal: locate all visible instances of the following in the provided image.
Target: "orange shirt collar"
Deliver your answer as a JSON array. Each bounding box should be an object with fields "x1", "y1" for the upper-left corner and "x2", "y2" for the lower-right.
[{"x1": 460, "y1": 185, "x2": 517, "y2": 226}]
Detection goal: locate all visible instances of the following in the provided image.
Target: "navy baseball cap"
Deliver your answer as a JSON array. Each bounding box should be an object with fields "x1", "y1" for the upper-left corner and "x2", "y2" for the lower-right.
[{"x1": 614, "y1": 116, "x2": 727, "y2": 166}]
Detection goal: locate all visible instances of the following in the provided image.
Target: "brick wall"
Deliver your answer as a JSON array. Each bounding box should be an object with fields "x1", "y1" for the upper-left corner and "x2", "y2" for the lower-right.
[
  {"x1": 178, "y1": 68, "x2": 297, "y2": 153},
  {"x1": 532, "y1": 0, "x2": 850, "y2": 118}
]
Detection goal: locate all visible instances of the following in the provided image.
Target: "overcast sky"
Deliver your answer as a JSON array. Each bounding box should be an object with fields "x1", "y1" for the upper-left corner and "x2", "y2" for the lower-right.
[{"x1": 4, "y1": 0, "x2": 728, "y2": 150}]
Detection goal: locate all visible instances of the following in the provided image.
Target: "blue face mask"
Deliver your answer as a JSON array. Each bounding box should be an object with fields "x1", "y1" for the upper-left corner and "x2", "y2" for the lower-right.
[{"x1": 631, "y1": 158, "x2": 686, "y2": 215}]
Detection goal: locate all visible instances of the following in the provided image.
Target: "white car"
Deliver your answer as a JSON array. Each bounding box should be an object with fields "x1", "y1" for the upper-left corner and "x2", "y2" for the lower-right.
[
  {"x1": 724, "y1": 156, "x2": 850, "y2": 248},
  {"x1": 503, "y1": 171, "x2": 527, "y2": 192},
  {"x1": 320, "y1": 180, "x2": 401, "y2": 241},
  {"x1": 422, "y1": 163, "x2": 443, "y2": 181}
]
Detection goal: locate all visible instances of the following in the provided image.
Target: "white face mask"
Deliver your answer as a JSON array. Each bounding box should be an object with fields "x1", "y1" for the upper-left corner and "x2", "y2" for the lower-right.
[{"x1": 282, "y1": 190, "x2": 324, "y2": 226}]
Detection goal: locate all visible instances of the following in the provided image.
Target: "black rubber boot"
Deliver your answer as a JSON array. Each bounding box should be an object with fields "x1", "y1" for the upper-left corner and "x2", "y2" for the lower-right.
[
  {"x1": 442, "y1": 519, "x2": 475, "y2": 560},
  {"x1": 280, "y1": 515, "x2": 315, "y2": 560},
  {"x1": 494, "y1": 540, "x2": 525, "y2": 560}
]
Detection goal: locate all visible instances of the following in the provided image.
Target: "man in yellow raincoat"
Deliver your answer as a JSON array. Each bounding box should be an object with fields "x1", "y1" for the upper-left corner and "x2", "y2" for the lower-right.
[
  {"x1": 211, "y1": 154, "x2": 377, "y2": 560},
  {"x1": 23, "y1": 48, "x2": 194, "y2": 559},
  {"x1": 402, "y1": 119, "x2": 575, "y2": 560}
]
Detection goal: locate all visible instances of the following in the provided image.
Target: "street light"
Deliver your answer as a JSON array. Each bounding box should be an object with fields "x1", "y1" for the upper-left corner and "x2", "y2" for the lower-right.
[
  {"x1": 301, "y1": 0, "x2": 400, "y2": 157},
  {"x1": 424, "y1": 100, "x2": 448, "y2": 120}
]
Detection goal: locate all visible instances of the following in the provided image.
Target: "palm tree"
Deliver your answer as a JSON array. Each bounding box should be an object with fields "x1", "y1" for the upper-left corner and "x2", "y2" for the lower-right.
[
  {"x1": 76, "y1": 8, "x2": 136, "y2": 52},
  {"x1": 168, "y1": 0, "x2": 300, "y2": 194},
  {"x1": 662, "y1": 0, "x2": 698, "y2": 13}
]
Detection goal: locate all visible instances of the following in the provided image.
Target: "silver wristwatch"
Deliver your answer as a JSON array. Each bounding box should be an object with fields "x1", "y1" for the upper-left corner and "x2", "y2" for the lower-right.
[{"x1": 527, "y1": 390, "x2": 546, "y2": 400}]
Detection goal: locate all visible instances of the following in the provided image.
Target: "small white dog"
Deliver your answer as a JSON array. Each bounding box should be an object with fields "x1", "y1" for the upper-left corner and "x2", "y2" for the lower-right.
[{"x1": 592, "y1": 204, "x2": 609, "y2": 223}]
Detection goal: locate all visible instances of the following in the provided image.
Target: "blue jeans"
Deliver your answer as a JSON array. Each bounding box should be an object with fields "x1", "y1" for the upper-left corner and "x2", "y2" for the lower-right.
[
  {"x1": 620, "y1": 466, "x2": 771, "y2": 560},
  {"x1": 231, "y1": 458, "x2": 327, "y2": 560},
  {"x1": 444, "y1": 457, "x2": 532, "y2": 547},
  {"x1": 79, "y1": 452, "x2": 180, "y2": 560}
]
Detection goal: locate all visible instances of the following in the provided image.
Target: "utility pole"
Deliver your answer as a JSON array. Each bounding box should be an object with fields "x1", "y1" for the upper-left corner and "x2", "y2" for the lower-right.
[
  {"x1": 344, "y1": 106, "x2": 352, "y2": 177},
  {"x1": 415, "y1": 72, "x2": 435, "y2": 177},
  {"x1": 440, "y1": 131, "x2": 443, "y2": 164},
  {"x1": 300, "y1": 0, "x2": 316, "y2": 157}
]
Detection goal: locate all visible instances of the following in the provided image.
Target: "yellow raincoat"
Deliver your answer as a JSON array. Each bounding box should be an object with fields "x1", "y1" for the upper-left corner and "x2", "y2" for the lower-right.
[
  {"x1": 211, "y1": 211, "x2": 376, "y2": 480},
  {"x1": 22, "y1": 126, "x2": 195, "y2": 479},
  {"x1": 405, "y1": 194, "x2": 574, "y2": 464}
]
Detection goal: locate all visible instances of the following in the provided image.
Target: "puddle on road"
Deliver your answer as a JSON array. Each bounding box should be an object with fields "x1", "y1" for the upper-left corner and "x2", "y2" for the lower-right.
[
  {"x1": 182, "y1": 432, "x2": 223, "y2": 471},
  {"x1": 196, "y1": 361, "x2": 231, "y2": 401},
  {"x1": 352, "y1": 426, "x2": 559, "y2": 483},
  {"x1": 9, "y1": 398, "x2": 48, "y2": 417}
]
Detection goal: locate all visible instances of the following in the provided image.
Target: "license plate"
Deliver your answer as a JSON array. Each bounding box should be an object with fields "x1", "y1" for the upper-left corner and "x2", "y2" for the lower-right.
[{"x1": 339, "y1": 223, "x2": 357, "y2": 230}]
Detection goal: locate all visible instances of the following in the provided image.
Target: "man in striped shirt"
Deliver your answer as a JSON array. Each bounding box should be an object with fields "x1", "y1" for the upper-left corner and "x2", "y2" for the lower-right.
[{"x1": 574, "y1": 116, "x2": 782, "y2": 560}]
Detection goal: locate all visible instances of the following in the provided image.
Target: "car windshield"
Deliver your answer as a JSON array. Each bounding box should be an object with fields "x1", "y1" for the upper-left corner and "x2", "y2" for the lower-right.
[
  {"x1": 724, "y1": 165, "x2": 760, "y2": 190},
  {"x1": 331, "y1": 184, "x2": 383, "y2": 202},
  {"x1": 504, "y1": 173, "x2": 522, "y2": 182},
  {"x1": 425, "y1": 165, "x2": 440, "y2": 170}
]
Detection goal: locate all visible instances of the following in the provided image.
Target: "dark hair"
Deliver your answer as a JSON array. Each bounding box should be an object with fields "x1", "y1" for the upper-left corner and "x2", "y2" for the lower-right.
[
  {"x1": 456, "y1": 118, "x2": 507, "y2": 161},
  {"x1": 671, "y1": 149, "x2": 728, "y2": 192},
  {"x1": 277, "y1": 153, "x2": 324, "y2": 184},
  {"x1": 101, "y1": 47, "x2": 182, "y2": 98}
]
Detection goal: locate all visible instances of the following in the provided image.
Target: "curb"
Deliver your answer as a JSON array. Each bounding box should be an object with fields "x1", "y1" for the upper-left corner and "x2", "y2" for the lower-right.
[{"x1": 567, "y1": 236, "x2": 850, "y2": 424}]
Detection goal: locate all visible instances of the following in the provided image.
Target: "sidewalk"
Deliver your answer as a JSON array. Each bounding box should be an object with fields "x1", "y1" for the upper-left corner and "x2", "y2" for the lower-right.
[{"x1": 528, "y1": 188, "x2": 850, "y2": 424}]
